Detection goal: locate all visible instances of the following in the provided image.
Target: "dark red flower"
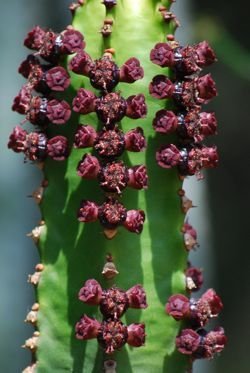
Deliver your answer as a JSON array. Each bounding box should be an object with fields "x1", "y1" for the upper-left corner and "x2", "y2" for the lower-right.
[
  {"x1": 98, "y1": 198, "x2": 127, "y2": 229},
  {"x1": 74, "y1": 125, "x2": 97, "y2": 148},
  {"x1": 94, "y1": 128, "x2": 125, "y2": 158},
  {"x1": 100, "y1": 287, "x2": 129, "y2": 318},
  {"x1": 123, "y1": 209, "x2": 145, "y2": 234},
  {"x1": 46, "y1": 99, "x2": 71, "y2": 124},
  {"x1": 124, "y1": 127, "x2": 146, "y2": 152},
  {"x1": 78, "y1": 200, "x2": 99, "y2": 223},
  {"x1": 119, "y1": 57, "x2": 144, "y2": 83},
  {"x1": 126, "y1": 94, "x2": 147, "y2": 119},
  {"x1": 149, "y1": 75, "x2": 175, "y2": 99},
  {"x1": 98, "y1": 161, "x2": 128, "y2": 194},
  {"x1": 165, "y1": 294, "x2": 190, "y2": 320},
  {"x1": 198, "y1": 112, "x2": 217, "y2": 137},
  {"x1": 126, "y1": 285, "x2": 147, "y2": 309},
  {"x1": 75, "y1": 315, "x2": 101, "y2": 340},
  {"x1": 60, "y1": 28, "x2": 85, "y2": 54},
  {"x1": 45, "y1": 67, "x2": 70, "y2": 91},
  {"x1": 128, "y1": 165, "x2": 148, "y2": 190},
  {"x1": 77, "y1": 154, "x2": 100, "y2": 179},
  {"x1": 176, "y1": 329, "x2": 200, "y2": 355},
  {"x1": 78, "y1": 279, "x2": 102, "y2": 305},
  {"x1": 24, "y1": 26, "x2": 46, "y2": 50},
  {"x1": 47, "y1": 136, "x2": 68, "y2": 160},
  {"x1": 72, "y1": 88, "x2": 96, "y2": 114},
  {"x1": 156, "y1": 144, "x2": 181, "y2": 169},
  {"x1": 95, "y1": 92, "x2": 127, "y2": 126},
  {"x1": 39, "y1": 31, "x2": 57, "y2": 61},
  {"x1": 150, "y1": 43, "x2": 174, "y2": 67},
  {"x1": 89, "y1": 56, "x2": 119, "y2": 91},
  {"x1": 127, "y1": 323, "x2": 146, "y2": 347},
  {"x1": 153, "y1": 110, "x2": 178, "y2": 134},
  {"x1": 97, "y1": 319, "x2": 128, "y2": 354}
]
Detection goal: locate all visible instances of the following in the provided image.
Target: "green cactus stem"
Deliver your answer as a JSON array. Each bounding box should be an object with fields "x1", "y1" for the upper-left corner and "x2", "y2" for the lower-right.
[{"x1": 8, "y1": 0, "x2": 226, "y2": 372}]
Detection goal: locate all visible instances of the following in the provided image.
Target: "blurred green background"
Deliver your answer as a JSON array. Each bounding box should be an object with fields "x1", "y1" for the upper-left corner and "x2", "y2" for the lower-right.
[{"x1": 0, "y1": 0, "x2": 249, "y2": 372}]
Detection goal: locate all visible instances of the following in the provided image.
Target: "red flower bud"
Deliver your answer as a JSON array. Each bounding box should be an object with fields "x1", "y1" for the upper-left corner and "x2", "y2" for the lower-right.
[
  {"x1": 123, "y1": 209, "x2": 145, "y2": 234},
  {"x1": 78, "y1": 279, "x2": 102, "y2": 305},
  {"x1": 156, "y1": 144, "x2": 181, "y2": 169},
  {"x1": 149, "y1": 75, "x2": 174, "y2": 99},
  {"x1": 165, "y1": 294, "x2": 190, "y2": 320},
  {"x1": 119, "y1": 57, "x2": 144, "y2": 83},
  {"x1": 150, "y1": 43, "x2": 174, "y2": 67},
  {"x1": 126, "y1": 94, "x2": 147, "y2": 119},
  {"x1": 153, "y1": 110, "x2": 178, "y2": 134},
  {"x1": 47, "y1": 136, "x2": 68, "y2": 160},
  {"x1": 77, "y1": 154, "x2": 100, "y2": 179},
  {"x1": 127, "y1": 323, "x2": 146, "y2": 347},
  {"x1": 203, "y1": 327, "x2": 227, "y2": 358},
  {"x1": 24, "y1": 26, "x2": 46, "y2": 50},
  {"x1": 78, "y1": 200, "x2": 99, "y2": 223},
  {"x1": 196, "y1": 74, "x2": 217, "y2": 102},
  {"x1": 176, "y1": 329, "x2": 200, "y2": 355},
  {"x1": 74, "y1": 125, "x2": 97, "y2": 148},
  {"x1": 75, "y1": 315, "x2": 101, "y2": 340},
  {"x1": 45, "y1": 67, "x2": 70, "y2": 91},
  {"x1": 194, "y1": 41, "x2": 217, "y2": 67},
  {"x1": 126, "y1": 285, "x2": 147, "y2": 309},
  {"x1": 68, "y1": 51, "x2": 92, "y2": 75},
  {"x1": 60, "y1": 28, "x2": 85, "y2": 54},
  {"x1": 128, "y1": 165, "x2": 148, "y2": 190},
  {"x1": 72, "y1": 88, "x2": 96, "y2": 114},
  {"x1": 124, "y1": 127, "x2": 146, "y2": 152},
  {"x1": 46, "y1": 99, "x2": 71, "y2": 125}
]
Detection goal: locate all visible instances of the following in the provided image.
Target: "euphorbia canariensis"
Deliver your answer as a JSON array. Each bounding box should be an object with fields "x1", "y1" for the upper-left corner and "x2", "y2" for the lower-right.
[{"x1": 8, "y1": 0, "x2": 226, "y2": 372}]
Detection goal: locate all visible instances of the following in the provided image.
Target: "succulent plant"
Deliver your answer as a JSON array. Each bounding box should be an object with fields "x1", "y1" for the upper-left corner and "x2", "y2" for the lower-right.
[{"x1": 8, "y1": 0, "x2": 226, "y2": 371}]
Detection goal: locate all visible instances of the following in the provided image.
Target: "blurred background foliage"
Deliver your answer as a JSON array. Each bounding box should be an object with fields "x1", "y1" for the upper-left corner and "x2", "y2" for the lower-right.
[{"x1": 0, "y1": 0, "x2": 249, "y2": 372}]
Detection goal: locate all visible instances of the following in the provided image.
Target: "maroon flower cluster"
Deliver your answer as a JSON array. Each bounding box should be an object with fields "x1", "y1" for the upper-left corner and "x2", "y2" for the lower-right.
[
  {"x1": 75, "y1": 279, "x2": 147, "y2": 353},
  {"x1": 71, "y1": 51, "x2": 147, "y2": 237},
  {"x1": 8, "y1": 126, "x2": 68, "y2": 161},
  {"x1": 8, "y1": 26, "x2": 84, "y2": 161},
  {"x1": 150, "y1": 38, "x2": 218, "y2": 179},
  {"x1": 165, "y1": 289, "x2": 226, "y2": 359}
]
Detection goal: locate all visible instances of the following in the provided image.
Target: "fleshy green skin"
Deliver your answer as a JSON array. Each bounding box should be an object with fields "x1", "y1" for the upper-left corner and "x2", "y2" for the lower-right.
[{"x1": 37, "y1": 1, "x2": 190, "y2": 372}]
